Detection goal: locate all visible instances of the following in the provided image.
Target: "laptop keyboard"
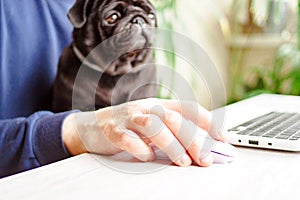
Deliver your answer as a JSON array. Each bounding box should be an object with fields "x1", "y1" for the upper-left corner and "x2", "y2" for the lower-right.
[{"x1": 228, "y1": 112, "x2": 300, "y2": 140}]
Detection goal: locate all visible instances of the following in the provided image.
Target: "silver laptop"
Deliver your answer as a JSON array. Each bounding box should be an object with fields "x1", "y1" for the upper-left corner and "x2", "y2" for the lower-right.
[{"x1": 224, "y1": 94, "x2": 300, "y2": 151}]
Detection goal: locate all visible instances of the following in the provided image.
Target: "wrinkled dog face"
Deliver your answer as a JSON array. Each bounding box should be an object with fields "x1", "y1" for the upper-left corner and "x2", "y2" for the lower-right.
[{"x1": 68, "y1": 0, "x2": 157, "y2": 75}]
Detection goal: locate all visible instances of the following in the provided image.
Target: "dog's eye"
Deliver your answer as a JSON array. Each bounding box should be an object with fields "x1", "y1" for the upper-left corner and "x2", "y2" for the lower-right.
[
  {"x1": 148, "y1": 13, "x2": 155, "y2": 20},
  {"x1": 106, "y1": 12, "x2": 121, "y2": 24}
]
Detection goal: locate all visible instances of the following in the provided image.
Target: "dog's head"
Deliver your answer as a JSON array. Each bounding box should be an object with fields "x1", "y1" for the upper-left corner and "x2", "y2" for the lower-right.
[{"x1": 68, "y1": 0, "x2": 157, "y2": 75}]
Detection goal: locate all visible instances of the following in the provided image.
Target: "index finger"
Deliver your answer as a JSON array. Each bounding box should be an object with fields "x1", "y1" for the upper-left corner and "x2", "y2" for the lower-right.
[
  {"x1": 161, "y1": 100, "x2": 211, "y2": 129},
  {"x1": 149, "y1": 99, "x2": 226, "y2": 142}
]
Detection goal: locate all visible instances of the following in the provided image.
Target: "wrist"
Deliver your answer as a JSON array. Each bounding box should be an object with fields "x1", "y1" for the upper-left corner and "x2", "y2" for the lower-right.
[{"x1": 62, "y1": 113, "x2": 87, "y2": 156}]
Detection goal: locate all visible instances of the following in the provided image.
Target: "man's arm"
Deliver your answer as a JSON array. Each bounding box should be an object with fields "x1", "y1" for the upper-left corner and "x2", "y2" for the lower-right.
[{"x1": 0, "y1": 111, "x2": 74, "y2": 178}]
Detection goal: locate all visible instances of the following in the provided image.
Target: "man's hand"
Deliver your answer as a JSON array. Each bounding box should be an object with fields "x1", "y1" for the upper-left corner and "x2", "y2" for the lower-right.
[{"x1": 62, "y1": 98, "x2": 227, "y2": 167}]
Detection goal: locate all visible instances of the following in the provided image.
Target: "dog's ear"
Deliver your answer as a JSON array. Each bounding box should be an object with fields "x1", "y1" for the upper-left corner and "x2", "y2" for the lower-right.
[{"x1": 67, "y1": 0, "x2": 94, "y2": 28}]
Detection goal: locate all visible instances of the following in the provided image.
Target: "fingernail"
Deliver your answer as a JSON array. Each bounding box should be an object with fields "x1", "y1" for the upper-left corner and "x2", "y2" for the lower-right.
[
  {"x1": 200, "y1": 154, "x2": 213, "y2": 166},
  {"x1": 179, "y1": 154, "x2": 192, "y2": 166},
  {"x1": 148, "y1": 152, "x2": 156, "y2": 161},
  {"x1": 135, "y1": 152, "x2": 155, "y2": 162},
  {"x1": 220, "y1": 131, "x2": 230, "y2": 142},
  {"x1": 210, "y1": 128, "x2": 229, "y2": 142}
]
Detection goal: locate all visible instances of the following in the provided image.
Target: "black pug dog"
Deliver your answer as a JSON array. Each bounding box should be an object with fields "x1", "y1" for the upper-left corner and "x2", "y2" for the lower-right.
[{"x1": 52, "y1": 0, "x2": 157, "y2": 112}]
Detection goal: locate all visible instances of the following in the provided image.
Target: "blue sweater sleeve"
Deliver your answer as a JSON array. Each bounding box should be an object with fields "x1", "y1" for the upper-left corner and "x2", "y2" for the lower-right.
[
  {"x1": 0, "y1": 111, "x2": 74, "y2": 178},
  {"x1": 0, "y1": 0, "x2": 76, "y2": 178}
]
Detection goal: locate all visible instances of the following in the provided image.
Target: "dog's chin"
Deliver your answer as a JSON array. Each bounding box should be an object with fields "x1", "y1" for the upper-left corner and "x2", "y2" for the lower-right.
[{"x1": 105, "y1": 48, "x2": 150, "y2": 75}]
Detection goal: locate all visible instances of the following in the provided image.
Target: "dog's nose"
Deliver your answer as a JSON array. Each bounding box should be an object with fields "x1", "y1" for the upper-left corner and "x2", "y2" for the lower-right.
[{"x1": 132, "y1": 16, "x2": 146, "y2": 27}]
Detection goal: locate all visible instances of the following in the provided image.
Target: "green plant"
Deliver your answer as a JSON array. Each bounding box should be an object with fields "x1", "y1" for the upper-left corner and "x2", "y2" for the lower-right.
[
  {"x1": 228, "y1": 0, "x2": 262, "y2": 103},
  {"x1": 151, "y1": 0, "x2": 178, "y2": 99},
  {"x1": 243, "y1": 0, "x2": 300, "y2": 98}
]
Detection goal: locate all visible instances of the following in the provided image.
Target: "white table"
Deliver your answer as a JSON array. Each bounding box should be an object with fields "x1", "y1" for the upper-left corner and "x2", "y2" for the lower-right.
[{"x1": 1, "y1": 94, "x2": 300, "y2": 200}]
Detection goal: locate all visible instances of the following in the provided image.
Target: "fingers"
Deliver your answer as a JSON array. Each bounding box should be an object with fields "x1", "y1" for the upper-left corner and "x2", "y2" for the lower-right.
[
  {"x1": 103, "y1": 122, "x2": 155, "y2": 162},
  {"x1": 146, "y1": 99, "x2": 226, "y2": 142},
  {"x1": 130, "y1": 114, "x2": 192, "y2": 166},
  {"x1": 160, "y1": 99, "x2": 211, "y2": 129},
  {"x1": 120, "y1": 131, "x2": 155, "y2": 162},
  {"x1": 151, "y1": 109, "x2": 215, "y2": 166},
  {"x1": 92, "y1": 98, "x2": 225, "y2": 167}
]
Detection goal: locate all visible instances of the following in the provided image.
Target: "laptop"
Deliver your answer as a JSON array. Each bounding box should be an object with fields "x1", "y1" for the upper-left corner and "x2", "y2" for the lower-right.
[{"x1": 223, "y1": 94, "x2": 300, "y2": 151}]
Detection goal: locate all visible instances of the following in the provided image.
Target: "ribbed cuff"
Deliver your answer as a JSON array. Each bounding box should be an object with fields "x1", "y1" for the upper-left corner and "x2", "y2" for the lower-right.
[{"x1": 33, "y1": 111, "x2": 77, "y2": 165}]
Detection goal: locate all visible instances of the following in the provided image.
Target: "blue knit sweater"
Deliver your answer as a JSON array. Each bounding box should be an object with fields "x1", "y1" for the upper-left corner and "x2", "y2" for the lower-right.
[{"x1": 0, "y1": 0, "x2": 76, "y2": 178}]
